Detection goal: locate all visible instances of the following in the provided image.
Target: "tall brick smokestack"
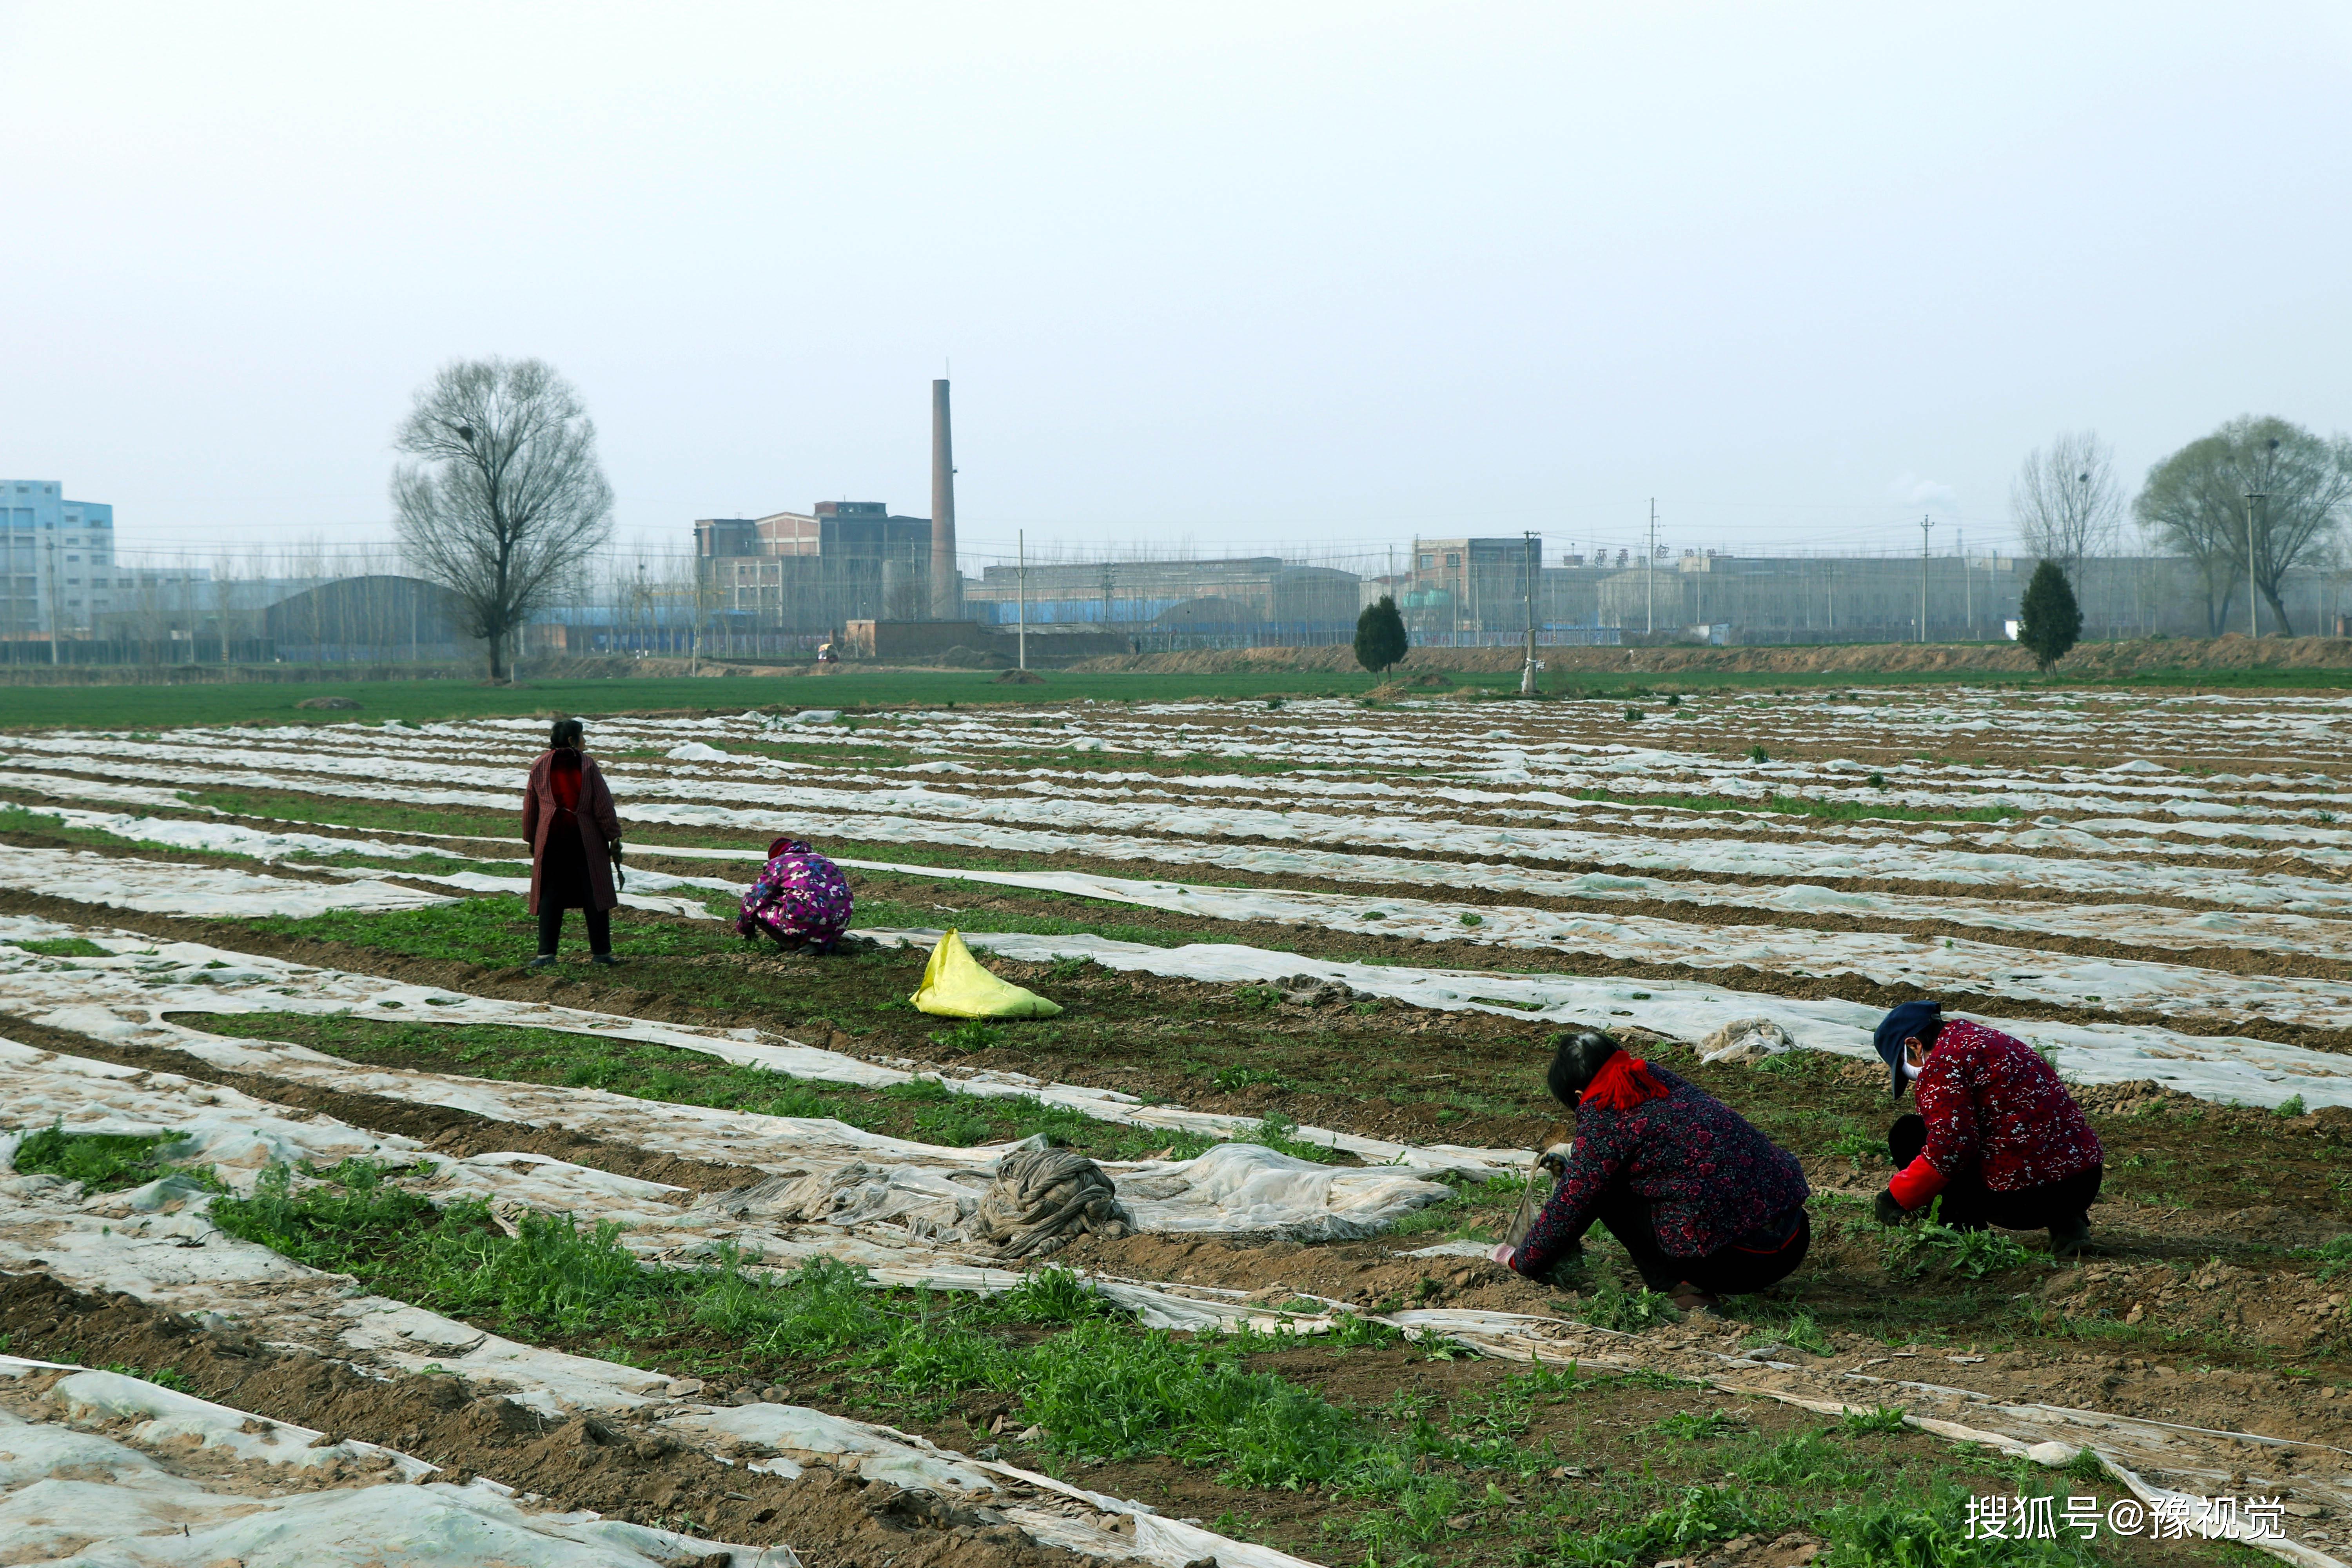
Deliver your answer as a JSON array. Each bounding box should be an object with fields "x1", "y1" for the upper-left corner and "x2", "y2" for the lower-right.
[{"x1": 929, "y1": 379, "x2": 959, "y2": 619}]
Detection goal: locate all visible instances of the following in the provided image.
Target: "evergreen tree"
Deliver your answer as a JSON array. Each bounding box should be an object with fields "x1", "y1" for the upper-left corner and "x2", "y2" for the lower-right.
[
  {"x1": 1354, "y1": 594, "x2": 1410, "y2": 675},
  {"x1": 2016, "y1": 560, "x2": 2083, "y2": 673}
]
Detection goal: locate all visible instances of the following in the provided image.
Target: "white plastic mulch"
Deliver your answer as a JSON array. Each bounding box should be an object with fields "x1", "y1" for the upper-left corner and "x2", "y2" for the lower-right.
[
  {"x1": 0, "y1": 845, "x2": 457, "y2": 918},
  {"x1": 833, "y1": 857, "x2": 2352, "y2": 1032},
  {"x1": 0, "y1": 1062, "x2": 2329, "y2": 1568},
  {"x1": 0, "y1": 1359, "x2": 783, "y2": 1568},
  {"x1": 864, "y1": 929, "x2": 2352, "y2": 1113}
]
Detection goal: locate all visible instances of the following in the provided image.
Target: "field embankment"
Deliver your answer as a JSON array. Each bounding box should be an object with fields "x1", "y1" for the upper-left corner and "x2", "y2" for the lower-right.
[{"x1": 1074, "y1": 631, "x2": 2352, "y2": 678}]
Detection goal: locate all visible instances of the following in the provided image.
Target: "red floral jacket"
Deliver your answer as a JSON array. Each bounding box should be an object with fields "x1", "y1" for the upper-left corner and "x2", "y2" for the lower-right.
[{"x1": 1890, "y1": 1019, "x2": 2103, "y2": 1209}]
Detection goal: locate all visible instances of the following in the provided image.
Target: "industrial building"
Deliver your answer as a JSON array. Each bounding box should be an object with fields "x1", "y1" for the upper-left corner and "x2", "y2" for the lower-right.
[
  {"x1": 695, "y1": 501, "x2": 940, "y2": 630},
  {"x1": 962, "y1": 557, "x2": 1360, "y2": 637}
]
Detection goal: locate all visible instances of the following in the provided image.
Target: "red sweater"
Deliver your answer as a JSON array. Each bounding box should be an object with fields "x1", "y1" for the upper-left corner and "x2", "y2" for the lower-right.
[{"x1": 1889, "y1": 1019, "x2": 2103, "y2": 1209}]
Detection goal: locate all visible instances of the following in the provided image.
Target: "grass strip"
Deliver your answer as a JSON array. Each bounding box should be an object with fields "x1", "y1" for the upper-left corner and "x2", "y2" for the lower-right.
[
  {"x1": 209, "y1": 1160, "x2": 2109, "y2": 1567},
  {"x1": 1568, "y1": 788, "x2": 2025, "y2": 825},
  {"x1": 169, "y1": 1011, "x2": 1347, "y2": 1165}
]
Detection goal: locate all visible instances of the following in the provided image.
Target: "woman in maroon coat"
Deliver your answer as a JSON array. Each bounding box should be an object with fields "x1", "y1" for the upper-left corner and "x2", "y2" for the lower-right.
[{"x1": 521, "y1": 717, "x2": 625, "y2": 967}]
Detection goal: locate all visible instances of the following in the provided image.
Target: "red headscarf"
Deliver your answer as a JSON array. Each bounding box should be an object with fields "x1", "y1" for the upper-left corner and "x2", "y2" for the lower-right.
[
  {"x1": 550, "y1": 750, "x2": 582, "y2": 813},
  {"x1": 1580, "y1": 1049, "x2": 1670, "y2": 1111}
]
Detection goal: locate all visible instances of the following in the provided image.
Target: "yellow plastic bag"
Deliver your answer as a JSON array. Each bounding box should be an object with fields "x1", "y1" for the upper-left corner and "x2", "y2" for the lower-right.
[{"x1": 911, "y1": 929, "x2": 1064, "y2": 1019}]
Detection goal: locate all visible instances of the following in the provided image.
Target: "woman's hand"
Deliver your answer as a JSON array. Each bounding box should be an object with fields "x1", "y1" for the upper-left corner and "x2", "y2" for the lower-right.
[{"x1": 1488, "y1": 1242, "x2": 1517, "y2": 1268}]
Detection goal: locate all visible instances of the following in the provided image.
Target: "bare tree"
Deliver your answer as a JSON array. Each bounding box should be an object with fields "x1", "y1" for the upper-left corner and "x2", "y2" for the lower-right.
[
  {"x1": 392, "y1": 358, "x2": 613, "y2": 680},
  {"x1": 2135, "y1": 415, "x2": 2352, "y2": 637},
  {"x1": 2009, "y1": 431, "x2": 2123, "y2": 581}
]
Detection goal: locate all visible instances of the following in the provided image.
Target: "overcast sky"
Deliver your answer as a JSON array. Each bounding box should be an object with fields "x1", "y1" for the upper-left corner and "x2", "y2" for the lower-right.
[{"x1": 4, "y1": 2, "x2": 2348, "y2": 569}]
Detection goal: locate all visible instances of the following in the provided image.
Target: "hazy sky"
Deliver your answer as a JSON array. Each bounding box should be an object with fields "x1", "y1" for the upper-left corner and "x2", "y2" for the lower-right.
[{"x1": 5, "y1": 2, "x2": 2349, "y2": 569}]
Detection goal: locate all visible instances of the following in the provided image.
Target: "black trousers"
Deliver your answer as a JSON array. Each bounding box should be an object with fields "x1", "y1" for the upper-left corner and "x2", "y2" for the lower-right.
[
  {"x1": 1888, "y1": 1114, "x2": 2101, "y2": 1231},
  {"x1": 1592, "y1": 1187, "x2": 1811, "y2": 1297},
  {"x1": 537, "y1": 905, "x2": 611, "y2": 956}
]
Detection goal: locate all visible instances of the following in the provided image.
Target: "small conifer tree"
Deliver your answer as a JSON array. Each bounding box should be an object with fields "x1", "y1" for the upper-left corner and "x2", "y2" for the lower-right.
[
  {"x1": 2016, "y1": 560, "x2": 2083, "y2": 673},
  {"x1": 1354, "y1": 594, "x2": 1410, "y2": 675}
]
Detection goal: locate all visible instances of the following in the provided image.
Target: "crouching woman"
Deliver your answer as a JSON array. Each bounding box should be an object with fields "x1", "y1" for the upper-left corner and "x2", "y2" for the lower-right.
[
  {"x1": 1491, "y1": 1031, "x2": 1811, "y2": 1310},
  {"x1": 1869, "y1": 1001, "x2": 2103, "y2": 1256}
]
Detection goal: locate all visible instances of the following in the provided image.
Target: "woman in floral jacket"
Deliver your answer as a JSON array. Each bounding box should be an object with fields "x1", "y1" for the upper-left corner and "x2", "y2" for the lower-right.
[
  {"x1": 1494, "y1": 1031, "x2": 1811, "y2": 1310},
  {"x1": 1870, "y1": 1001, "x2": 2103, "y2": 1256},
  {"x1": 737, "y1": 838, "x2": 854, "y2": 953}
]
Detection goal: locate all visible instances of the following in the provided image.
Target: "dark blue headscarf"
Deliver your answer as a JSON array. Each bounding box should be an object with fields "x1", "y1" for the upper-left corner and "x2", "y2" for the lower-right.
[{"x1": 1874, "y1": 1001, "x2": 1943, "y2": 1102}]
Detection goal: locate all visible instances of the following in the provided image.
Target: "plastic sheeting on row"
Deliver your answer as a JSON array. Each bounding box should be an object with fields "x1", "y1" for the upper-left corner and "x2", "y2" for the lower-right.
[
  {"x1": 834, "y1": 857, "x2": 2352, "y2": 1031},
  {"x1": 24, "y1": 750, "x2": 2352, "y2": 979},
  {"x1": 0, "y1": 1359, "x2": 783, "y2": 1568},
  {"x1": 0, "y1": 1160, "x2": 1319, "y2": 1567},
  {"x1": 861, "y1": 928, "x2": 2352, "y2": 1113},
  {"x1": 0, "y1": 980, "x2": 1466, "y2": 1258},
  {"x1": 4, "y1": 1055, "x2": 2336, "y2": 1568},
  {"x1": 0, "y1": 845, "x2": 457, "y2": 918},
  {"x1": 14, "y1": 732, "x2": 2352, "y2": 910},
  {"x1": 0, "y1": 911, "x2": 1526, "y2": 1177}
]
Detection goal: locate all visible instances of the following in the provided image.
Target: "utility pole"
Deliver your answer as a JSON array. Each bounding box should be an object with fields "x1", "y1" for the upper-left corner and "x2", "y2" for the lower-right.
[
  {"x1": 1017, "y1": 530, "x2": 1027, "y2": 671},
  {"x1": 1918, "y1": 514, "x2": 1935, "y2": 643},
  {"x1": 1645, "y1": 498, "x2": 1657, "y2": 636},
  {"x1": 2245, "y1": 490, "x2": 2265, "y2": 638},
  {"x1": 44, "y1": 529, "x2": 59, "y2": 666},
  {"x1": 1960, "y1": 528, "x2": 1972, "y2": 639},
  {"x1": 1520, "y1": 531, "x2": 1539, "y2": 696}
]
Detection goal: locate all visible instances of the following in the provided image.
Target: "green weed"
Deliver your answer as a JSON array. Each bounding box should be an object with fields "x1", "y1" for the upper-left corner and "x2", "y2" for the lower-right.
[
  {"x1": 1883, "y1": 1202, "x2": 2034, "y2": 1280},
  {"x1": 5, "y1": 936, "x2": 112, "y2": 958},
  {"x1": 1212, "y1": 1065, "x2": 1292, "y2": 1093},
  {"x1": 1826, "y1": 1125, "x2": 1882, "y2": 1168},
  {"x1": 102, "y1": 1363, "x2": 193, "y2": 1392},
  {"x1": 935, "y1": 1020, "x2": 1005, "y2": 1053},
  {"x1": 10, "y1": 1123, "x2": 194, "y2": 1193},
  {"x1": 1839, "y1": 1405, "x2": 1909, "y2": 1435},
  {"x1": 1570, "y1": 1275, "x2": 1682, "y2": 1332}
]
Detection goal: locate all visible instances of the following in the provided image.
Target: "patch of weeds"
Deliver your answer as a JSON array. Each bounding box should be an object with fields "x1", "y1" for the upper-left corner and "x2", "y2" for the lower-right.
[
  {"x1": 1651, "y1": 1409, "x2": 1745, "y2": 1440},
  {"x1": 1211, "y1": 1065, "x2": 1291, "y2": 1094},
  {"x1": 1046, "y1": 955, "x2": 1097, "y2": 982},
  {"x1": 5, "y1": 936, "x2": 111, "y2": 958},
  {"x1": 2310, "y1": 1236, "x2": 2352, "y2": 1283},
  {"x1": 911, "y1": 1103, "x2": 998, "y2": 1147},
  {"x1": 1883, "y1": 1201, "x2": 2034, "y2": 1280},
  {"x1": 1234, "y1": 1114, "x2": 1349, "y2": 1165},
  {"x1": 1821, "y1": 1486, "x2": 2096, "y2": 1567},
  {"x1": 103, "y1": 1363, "x2": 193, "y2": 1392},
  {"x1": 1748, "y1": 745, "x2": 1771, "y2": 763},
  {"x1": 1624, "y1": 706, "x2": 1645, "y2": 722},
  {"x1": 1548, "y1": 1484, "x2": 1767, "y2": 1567},
  {"x1": 2279, "y1": 1094, "x2": 2307, "y2": 1118},
  {"x1": 935, "y1": 1020, "x2": 1005, "y2": 1054},
  {"x1": 1867, "y1": 771, "x2": 1887, "y2": 789},
  {"x1": 9, "y1": 1123, "x2": 194, "y2": 1194},
  {"x1": 1742, "y1": 1310, "x2": 1835, "y2": 1357},
  {"x1": 1458, "y1": 911, "x2": 1484, "y2": 927},
  {"x1": 1570, "y1": 1274, "x2": 1682, "y2": 1332},
  {"x1": 1839, "y1": 1405, "x2": 1908, "y2": 1434},
  {"x1": 984, "y1": 1266, "x2": 1122, "y2": 1325},
  {"x1": 1826, "y1": 1124, "x2": 1883, "y2": 1169},
  {"x1": 210, "y1": 1158, "x2": 446, "y2": 1276},
  {"x1": 1234, "y1": 985, "x2": 1281, "y2": 1012}
]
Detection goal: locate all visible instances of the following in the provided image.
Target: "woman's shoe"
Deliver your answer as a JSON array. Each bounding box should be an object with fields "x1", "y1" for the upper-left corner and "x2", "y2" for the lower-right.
[
  {"x1": 590, "y1": 953, "x2": 620, "y2": 966},
  {"x1": 527, "y1": 955, "x2": 557, "y2": 969}
]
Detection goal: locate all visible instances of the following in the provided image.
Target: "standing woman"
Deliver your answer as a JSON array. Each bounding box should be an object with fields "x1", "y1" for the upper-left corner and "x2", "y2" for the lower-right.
[{"x1": 522, "y1": 717, "x2": 625, "y2": 967}]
